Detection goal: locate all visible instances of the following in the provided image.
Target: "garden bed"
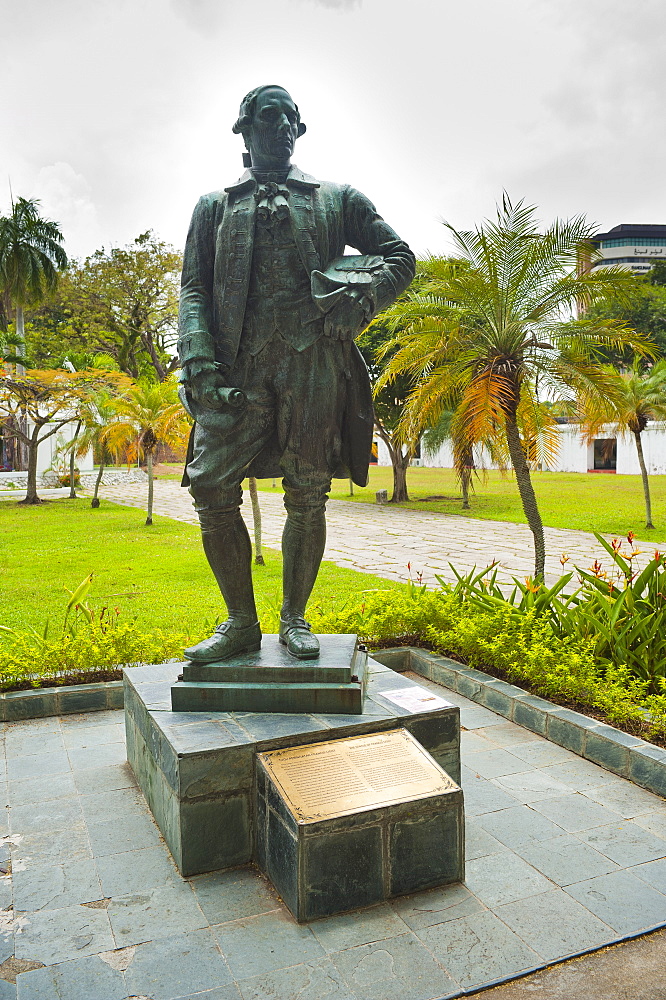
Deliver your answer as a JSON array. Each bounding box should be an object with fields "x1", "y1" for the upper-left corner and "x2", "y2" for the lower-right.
[
  {"x1": 369, "y1": 634, "x2": 666, "y2": 748},
  {"x1": 0, "y1": 679, "x2": 123, "y2": 721},
  {"x1": 372, "y1": 645, "x2": 666, "y2": 800}
]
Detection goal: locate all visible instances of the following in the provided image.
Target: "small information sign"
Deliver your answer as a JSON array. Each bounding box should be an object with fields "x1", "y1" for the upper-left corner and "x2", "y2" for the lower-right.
[{"x1": 378, "y1": 686, "x2": 453, "y2": 713}]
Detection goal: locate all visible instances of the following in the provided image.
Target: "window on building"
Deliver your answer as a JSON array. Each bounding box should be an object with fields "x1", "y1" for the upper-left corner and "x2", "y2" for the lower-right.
[
  {"x1": 593, "y1": 438, "x2": 617, "y2": 471},
  {"x1": 601, "y1": 238, "x2": 666, "y2": 248}
]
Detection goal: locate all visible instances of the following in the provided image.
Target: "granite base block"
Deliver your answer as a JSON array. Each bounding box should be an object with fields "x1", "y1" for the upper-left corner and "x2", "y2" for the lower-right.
[
  {"x1": 255, "y1": 742, "x2": 464, "y2": 922},
  {"x1": 172, "y1": 635, "x2": 368, "y2": 715},
  {"x1": 124, "y1": 657, "x2": 461, "y2": 878}
]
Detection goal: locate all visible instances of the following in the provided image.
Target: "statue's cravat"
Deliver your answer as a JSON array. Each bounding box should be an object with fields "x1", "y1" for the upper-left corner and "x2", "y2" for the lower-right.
[{"x1": 254, "y1": 179, "x2": 290, "y2": 222}]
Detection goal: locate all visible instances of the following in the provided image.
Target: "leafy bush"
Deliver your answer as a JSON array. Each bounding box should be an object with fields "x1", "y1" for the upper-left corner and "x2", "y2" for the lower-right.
[
  {"x1": 0, "y1": 574, "x2": 187, "y2": 691},
  {"x1": 309, "y1": 585, "x2": 666, "y2": 742},
  {"x1": 58, "y1": 471, "x2": 81, "y2": 487},
  {"x1": 445, "y1": 531, "x2": 666, "y2": 693}
]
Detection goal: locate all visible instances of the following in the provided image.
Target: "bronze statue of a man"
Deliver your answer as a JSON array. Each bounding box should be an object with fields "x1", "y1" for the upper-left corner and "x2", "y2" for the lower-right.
[{"x1": 180, "y1": 85, "x2": 415, "y2": 663}]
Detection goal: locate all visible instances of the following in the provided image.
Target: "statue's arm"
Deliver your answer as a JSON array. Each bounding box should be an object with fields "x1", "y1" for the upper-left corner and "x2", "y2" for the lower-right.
[
  {"x1": 342, "y1": 187, "x2": 416, "y2": 316},
  {"x1": 178, "y1": 195, "x2": 235, "y2": 409},
  {"x1": 178, "y1": 195, "x2": 218, "y2": 379}
]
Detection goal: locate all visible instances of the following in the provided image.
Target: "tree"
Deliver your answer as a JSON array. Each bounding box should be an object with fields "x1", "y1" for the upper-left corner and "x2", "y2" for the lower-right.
[
  {"x1": 0, "y1": 197, "x2": 67, "y2": 358},
  {"x1": 357, "y1": 318, "x2": 422, "y2": 503},
  {"x1": 24, "y1": 232, "x2": 180, "y2": 381},
  {"x1": 0, "y1": 197, "x2": 68, "y2": 471},
  {"x1": 58, "y1": 388, "x2": 119, "y2": 508},
  {"x1": 581, "y1": 359, "x2": 666, "y2": 529},
  {"x1": 247, "y1": 477, "x2": 265, "y2": 564},
  {"x1": 0, "y1": 369, "x2": 128, "y2": 503},
  {"x1": 104, "y1": 378, "x2": 191, "y2": 525},
  {"x1": 584, "y1": 262, "x2": 666, "y2": 366},
  {"x1": 377, "y1": 197, "x2": 649, "y2": 578}
]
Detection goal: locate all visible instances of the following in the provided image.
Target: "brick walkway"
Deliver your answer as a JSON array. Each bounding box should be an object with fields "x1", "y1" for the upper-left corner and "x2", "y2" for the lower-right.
[{"x1": 97, "y1": 480, "x2": 644, "y2": 588}]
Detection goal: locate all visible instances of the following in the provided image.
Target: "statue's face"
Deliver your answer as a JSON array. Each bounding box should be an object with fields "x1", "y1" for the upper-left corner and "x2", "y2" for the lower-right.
[{"x1": 247, "y1": 87, "x2": 300, "y2": 163}]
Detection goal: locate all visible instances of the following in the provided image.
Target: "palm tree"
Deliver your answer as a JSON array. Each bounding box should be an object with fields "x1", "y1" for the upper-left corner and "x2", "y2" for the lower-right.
[
  {"x1": 59, "y1": 388, "x2": 120, "y2": 508},
  {"x1": 0, "y1": 197, "x2": 67, "y2": 472},
  {"x1": 581, "y1": 359, "x2": 666, "y2": 529},
  {"x1": 0, "y1": 197, "x2": 67, "y2": 367},
  {"x1": 377, "y1": 197, "x2": 649, "y2": 578},
  {"x1": 104, "y1": 378, "x2": 190, "y2": 525}
]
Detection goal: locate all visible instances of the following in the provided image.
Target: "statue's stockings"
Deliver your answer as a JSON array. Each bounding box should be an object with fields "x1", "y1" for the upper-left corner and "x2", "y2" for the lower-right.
[{"x1": 197, "y1": 487, "x2": 327, "y2": 628}]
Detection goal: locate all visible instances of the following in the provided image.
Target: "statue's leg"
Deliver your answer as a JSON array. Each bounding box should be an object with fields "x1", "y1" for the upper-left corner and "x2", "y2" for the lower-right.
[
  {"x1": 184, "y1": 486, "x2": 261, "y2": 662},
  {"x1": 182, "y1": 353, "x2": 278, "y2": 662},
  {"x1": 274, "y1": 336, "x2": 346, "y2": 660},
  {"x1": 279, "y1": 483, "x2": 329, "y2": 659}
]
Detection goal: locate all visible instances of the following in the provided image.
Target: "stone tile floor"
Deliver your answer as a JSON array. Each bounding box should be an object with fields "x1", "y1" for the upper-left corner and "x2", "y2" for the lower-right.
[
  {"x1": 2, "y1": 670, "x2": 665, "y2": 1000},
  {"x1": 95, "y1": 481, "x2": 652, "y2": 589}
]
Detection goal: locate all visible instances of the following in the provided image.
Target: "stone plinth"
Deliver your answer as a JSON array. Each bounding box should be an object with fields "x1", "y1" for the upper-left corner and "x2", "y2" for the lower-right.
[
  {"x1": 124, "y1": 658, "x2": 461, "y2": 877},
  {"x1": 172, "y1": 635, "x2": 367, "y2": 714},
  {"x1": 256, "y1": 729, "x2": 464, "y2": 921}
]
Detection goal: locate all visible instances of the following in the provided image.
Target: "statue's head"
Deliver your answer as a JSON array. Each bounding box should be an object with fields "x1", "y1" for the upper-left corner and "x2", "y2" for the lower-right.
[{"x1": 233, "y1": 85, "x2": 306, "y2": 167}]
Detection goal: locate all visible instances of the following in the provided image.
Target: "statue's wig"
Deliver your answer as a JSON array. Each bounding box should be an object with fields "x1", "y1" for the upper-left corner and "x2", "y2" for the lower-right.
[{"x1": 232, "y1": 85, "x2": 305, "y2": 143}]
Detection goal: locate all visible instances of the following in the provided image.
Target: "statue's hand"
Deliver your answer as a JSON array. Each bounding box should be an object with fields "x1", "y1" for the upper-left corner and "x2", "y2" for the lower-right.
[
  {"x1": 190, "y1": 368, "x2": 232, "y2": 411},
  {"x1": 323, "y1": 290, "x2": 372, "y2": 342}
]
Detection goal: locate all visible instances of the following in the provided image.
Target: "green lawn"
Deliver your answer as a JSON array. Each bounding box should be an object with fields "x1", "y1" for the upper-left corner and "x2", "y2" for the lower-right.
[
  {"x1": 152, "y1": 462, "x2": 666, "y2": 541},
  {"x1": 0, "y1": 498, "x2": 404, "y2": 636},
  {"x1": 251, "y1": 467, "x2": 666, "y2": 544}
]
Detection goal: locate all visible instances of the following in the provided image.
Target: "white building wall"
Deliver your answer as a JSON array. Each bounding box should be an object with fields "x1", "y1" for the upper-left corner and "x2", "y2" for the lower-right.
[
  {"x1": 30, "y1": 419, "x2": 94, "y2": 474},
  {"x1": 374, "y1": 423, "x2": 666, "y2": 476}
]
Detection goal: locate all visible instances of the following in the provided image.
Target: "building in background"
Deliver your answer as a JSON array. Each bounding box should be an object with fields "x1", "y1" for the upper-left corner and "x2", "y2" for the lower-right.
[
  {"x1": 589, "y1": 224, "x2": 666, "y2": 275},
  {"x1": 376, "y1": 423, "x2": 666, "y2": 476}
]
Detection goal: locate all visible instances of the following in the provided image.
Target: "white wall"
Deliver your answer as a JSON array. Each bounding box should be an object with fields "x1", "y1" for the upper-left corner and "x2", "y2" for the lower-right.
[
  {"x1": 30, "y1": 419, "x2": 94, "y2": 474},
  {"x1": 374, "y1": 423, "x2": 666, "y2": 476}
]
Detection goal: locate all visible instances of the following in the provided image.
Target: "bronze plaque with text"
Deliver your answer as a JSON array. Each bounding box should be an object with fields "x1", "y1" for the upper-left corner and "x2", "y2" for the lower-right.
[{"x1": 257, "y1": 728, "x2": 457, "y2": 822}]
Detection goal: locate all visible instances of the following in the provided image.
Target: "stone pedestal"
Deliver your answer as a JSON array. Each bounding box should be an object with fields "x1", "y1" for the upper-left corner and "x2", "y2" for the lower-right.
[
  {"x1": 124, "y1": 655, "x2": 461, "y2": 877},
  {"x1": 256, "y1": 729, "x2": 464, "y2": 922},
  {"x1": 171, "y1": 635, "x2": 367, "y2": 714}
]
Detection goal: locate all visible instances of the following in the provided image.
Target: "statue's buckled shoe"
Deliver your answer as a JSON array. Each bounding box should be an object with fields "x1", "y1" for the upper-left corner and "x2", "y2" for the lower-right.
[
  {"x1": 279, "y1": 616, "x2": 320, "y2": 660},
  {"x1": 184, "y1": 621, "x2": 261, "y2": 663}
]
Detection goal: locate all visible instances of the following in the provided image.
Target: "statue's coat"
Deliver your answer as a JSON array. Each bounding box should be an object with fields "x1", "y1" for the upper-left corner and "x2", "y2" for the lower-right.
[{"x1": 178, "y1": 166, "x2": 415, "y2": 486}]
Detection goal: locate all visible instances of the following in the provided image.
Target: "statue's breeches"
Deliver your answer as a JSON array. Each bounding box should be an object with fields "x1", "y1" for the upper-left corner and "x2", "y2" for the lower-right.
[{"x1": 187, "y1": 334, "x2": 347, "y2": 510}]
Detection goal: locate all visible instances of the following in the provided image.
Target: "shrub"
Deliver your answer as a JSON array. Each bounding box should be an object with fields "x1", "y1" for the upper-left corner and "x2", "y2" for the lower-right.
[
  {"x1": 0, "y1": 574, "x2": 187, "y2": 691},
  {"x1": 310, "y1": 587, "x2": 666, "y2": 742}
]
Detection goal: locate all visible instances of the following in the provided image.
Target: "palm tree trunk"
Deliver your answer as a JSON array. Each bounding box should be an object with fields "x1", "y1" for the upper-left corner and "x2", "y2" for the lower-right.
[
  {"x1": 15, "y1": 305, "x2": 25, "y2": 375},
  {"x1": 348, "y1": 477, "x2": 354, "y2": 496},
  {"x1": 248, "y1": 477, "x2": 265, "y2": 565},
  {"x1": 91, "y1": 460, "x2": 105, "y2": 508},
  {"x1": 634, "y1": 430, "x2": 654, "y2": 529},
  {"x1": 145, "y1": 450, "x2": 154, "y2": 525},
  {"x1": 461, "y1": 467, "x2": 471, "y2": 510},
  {"x1": 14, "y1": 305, "x2": 29, "y2": 471},
  {"x1": 68, "y1": 421, "x2": 81, "y2": 498},
  {"x1": 505, "y1": 415, "x2": 545, "y2": 579}
]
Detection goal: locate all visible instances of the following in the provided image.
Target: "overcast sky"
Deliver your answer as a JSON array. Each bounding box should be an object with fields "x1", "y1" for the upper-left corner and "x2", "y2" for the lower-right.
[{"x1": 3, "y1": 0, "x2": 665, "y2": 261}]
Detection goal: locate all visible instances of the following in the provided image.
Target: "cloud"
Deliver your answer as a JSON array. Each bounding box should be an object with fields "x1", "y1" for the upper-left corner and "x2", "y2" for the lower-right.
[
  {"x1": 34, "y1": 162, "x2": 101, "y2": 260},
  {"x1": 306, "y1": 0, "x2": 362, "y2": 7}
]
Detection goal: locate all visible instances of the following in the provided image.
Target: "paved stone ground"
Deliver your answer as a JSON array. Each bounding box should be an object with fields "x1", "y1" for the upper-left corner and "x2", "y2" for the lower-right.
[
  {"x1": 3, "y1": 670, "x2": 666, "y2": 1000},
  {"x1": 96, "y1": 481, "x2": 647, "y2": 588},
  {"x1": 480, "y1": 927, "x2": 666, "y2": 999}
]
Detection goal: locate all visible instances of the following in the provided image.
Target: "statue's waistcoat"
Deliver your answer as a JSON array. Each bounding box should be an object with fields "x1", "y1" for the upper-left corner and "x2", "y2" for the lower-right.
[
  {"x1": 241, "y1": 212, "x2": 324, "y2": 357},
  {"x1": 213, "y1": 171, "x2": 323, "y2": 368}
]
